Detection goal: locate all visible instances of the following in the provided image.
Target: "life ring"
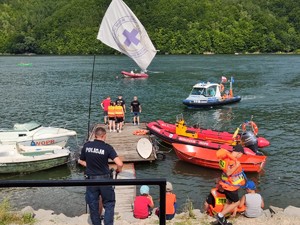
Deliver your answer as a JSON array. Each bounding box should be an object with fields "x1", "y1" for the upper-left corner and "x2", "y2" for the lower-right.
[
  {"x1": 219, "y1": 84, "x2": 224, "y2": 93},
  {"x1": 133, "y1": 130, "x2": 148, "y2": 135},
  {"x1": 242, "y1": 121, "x2": 258, "y2": 136}
]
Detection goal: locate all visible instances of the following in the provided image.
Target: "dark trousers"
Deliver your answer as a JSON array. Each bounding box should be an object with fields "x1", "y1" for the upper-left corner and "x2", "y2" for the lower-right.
[{"x1": 86, "y1": 183, "x2": 115, "y2": 225}]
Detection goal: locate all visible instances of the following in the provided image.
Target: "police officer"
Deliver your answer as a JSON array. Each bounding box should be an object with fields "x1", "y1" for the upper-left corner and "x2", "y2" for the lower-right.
[{"x1": 78, "y1": 127, "x2": 123, "y2": 225}]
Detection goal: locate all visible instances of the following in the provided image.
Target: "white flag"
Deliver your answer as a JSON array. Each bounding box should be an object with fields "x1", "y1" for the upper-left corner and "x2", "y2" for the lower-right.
[{"x1": 97, "y1": 0, "x2": 157, "y2": 71}]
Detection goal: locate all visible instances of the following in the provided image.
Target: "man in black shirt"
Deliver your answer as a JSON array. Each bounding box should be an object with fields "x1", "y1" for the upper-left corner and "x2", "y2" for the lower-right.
[
  {"x1": 78, "y1": 127, "x2": 123, "y2": 225},
  {"x1": 130, "y1": 96, "x2": 142, "y2": 125}
]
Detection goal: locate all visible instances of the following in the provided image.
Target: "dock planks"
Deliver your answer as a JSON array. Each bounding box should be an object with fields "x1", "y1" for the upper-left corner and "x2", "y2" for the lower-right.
[
  {"x1": 110, "y1": 163, "x2": 136, "y2": 214},
  {"x1": 88, "y1": 123, "x2": 156, "y2": 162}
]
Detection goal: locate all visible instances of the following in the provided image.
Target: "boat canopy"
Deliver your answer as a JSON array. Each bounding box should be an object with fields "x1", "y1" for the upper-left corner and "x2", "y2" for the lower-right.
[
  {"x1": 190, "y1": 82, "x2": 219, "y2": 97},
  {"x1": 13, "y1": 121, "x2": 42, "y2": 131}
]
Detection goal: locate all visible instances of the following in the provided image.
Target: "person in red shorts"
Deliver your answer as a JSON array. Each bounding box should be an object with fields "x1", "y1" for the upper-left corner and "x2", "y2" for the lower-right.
[{"x1": 133, "y1": 185, "x2": 154, "y2": 219}]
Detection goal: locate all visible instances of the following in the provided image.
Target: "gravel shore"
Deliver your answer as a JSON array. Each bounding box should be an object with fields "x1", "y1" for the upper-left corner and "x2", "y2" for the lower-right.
[{"x1": 20, "y1": 205, "x2": 300, "y2": 225}]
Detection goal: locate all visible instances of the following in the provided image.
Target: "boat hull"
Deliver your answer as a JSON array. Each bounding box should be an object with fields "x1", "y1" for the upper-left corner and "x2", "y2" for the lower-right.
[
  {"x1": 183, "y1": 96, "x2": 241, "y2": 108},
  {"x1": 172, "y1": 143, "x2": 266, "y2": 172},
  {"x1": 0, "y1": 145, "x2": 70, "y2": 174},
  {"x1": 0, "y1": 155, "x2": 69, "y2": 174},
  {"x1": 121, "y1": 71, "x2": 149, "y2": 78},
  {"x1": 155, "y1": 120, "x2": 270, "y2": 148},
  {"x1": 0, "y1": 122, "x2": 77, "y2": 147},
  {"x1": 146, "y1": 121, "x2": 268, "y2": 154}
]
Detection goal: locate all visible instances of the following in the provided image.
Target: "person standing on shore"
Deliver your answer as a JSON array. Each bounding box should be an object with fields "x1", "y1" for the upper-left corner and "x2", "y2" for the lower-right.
[
  {"x1": 215, "y1": 145, "x2": 246, "y2": 225},
  {"x1": 78, "y1": 127, "x2": 123, "y2": 225},
  {"x1": 130, "y1": 96, "x2": 142, "y2": 125},
  {"x1": 115, "y1": 101, "x2": 124, "y2": 132},
  {"x1": 107, "y1": 102, "x2": 116, "y2": 132},
  {"x1": 115, "y1": 95, "x2": 126, "y2": 124},
  {"x1": 100, "y1": 96, "x2": 111, "y2": 125}
]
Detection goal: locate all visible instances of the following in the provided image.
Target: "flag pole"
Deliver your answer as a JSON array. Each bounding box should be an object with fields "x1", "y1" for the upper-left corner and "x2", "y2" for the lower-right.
[{"x1": 87, "y1": 55, "x2": 96, "y2": 141}]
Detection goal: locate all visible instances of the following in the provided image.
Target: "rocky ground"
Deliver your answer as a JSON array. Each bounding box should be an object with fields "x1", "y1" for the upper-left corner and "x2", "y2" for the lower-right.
[{"x1": 20, "y1": 205, "x2": 300, "y2": 225}]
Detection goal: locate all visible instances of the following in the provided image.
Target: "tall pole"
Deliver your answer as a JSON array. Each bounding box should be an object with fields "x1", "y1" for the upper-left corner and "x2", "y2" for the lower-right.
[{"x1": 87, "y1": 55, "x2": 96, "y2": 141}]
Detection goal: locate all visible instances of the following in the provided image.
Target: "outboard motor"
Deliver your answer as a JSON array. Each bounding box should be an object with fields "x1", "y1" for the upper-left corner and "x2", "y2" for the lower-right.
[{"x1": 241, "y1": 131, "x2": 258, "y2": 154}]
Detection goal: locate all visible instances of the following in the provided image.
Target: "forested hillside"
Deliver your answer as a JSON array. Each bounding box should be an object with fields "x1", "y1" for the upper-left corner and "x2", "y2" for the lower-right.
[{"x1": 1, "y1": 0, "x2": 300, "y2": 54}]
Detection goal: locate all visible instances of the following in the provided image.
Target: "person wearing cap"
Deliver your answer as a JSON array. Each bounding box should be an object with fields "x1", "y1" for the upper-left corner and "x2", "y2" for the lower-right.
[
  {"x1": 133, "y1": 185, "x2": 154, "y2": 219},
  {"x1": 215, "y1": 144, "x2": 246, "y2": 225},
  {"x1": 239, "y1": 180, "x2": 264, "y2": 218},
  {"x1": 155, "y1": 181, "x2": 177, "y2": 220}
]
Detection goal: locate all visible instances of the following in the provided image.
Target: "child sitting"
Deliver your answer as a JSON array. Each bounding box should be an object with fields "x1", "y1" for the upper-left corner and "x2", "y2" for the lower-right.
[
  {"x1": 133, "y1": 185, "x2": 154, "y2": 219},
  {"x1": 239, "y1": 180, "x2": 264, "y2": 218},
  {"x1": 155, "y1": 181, "x2": 177, "y2": 220}
]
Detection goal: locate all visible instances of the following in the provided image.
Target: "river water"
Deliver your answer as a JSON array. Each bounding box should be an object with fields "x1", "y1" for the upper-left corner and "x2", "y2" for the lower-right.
[{"x1": 0, "y1": 55, "x2": 299, "y2": 216}]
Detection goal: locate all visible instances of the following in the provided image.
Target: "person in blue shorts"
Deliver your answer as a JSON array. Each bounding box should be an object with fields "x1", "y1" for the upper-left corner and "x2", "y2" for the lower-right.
[{"x1": 130, "y1": 96, "x2": 142, "y2": 125}]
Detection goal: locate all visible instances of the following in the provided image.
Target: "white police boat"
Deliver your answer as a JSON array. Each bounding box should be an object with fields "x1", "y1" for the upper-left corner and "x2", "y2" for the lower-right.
[{"x1": 182, "y1": 80, "x2": 241, "y2": 108}]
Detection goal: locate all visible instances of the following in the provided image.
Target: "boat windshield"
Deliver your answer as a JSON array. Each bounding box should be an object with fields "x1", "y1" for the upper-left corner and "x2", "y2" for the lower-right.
[
  {"x1": 191, "y1": 87, "x2": 206, "y2": 95},
  {"x1": 13, "y1": 121, "x2": 42, "y2": 131}
]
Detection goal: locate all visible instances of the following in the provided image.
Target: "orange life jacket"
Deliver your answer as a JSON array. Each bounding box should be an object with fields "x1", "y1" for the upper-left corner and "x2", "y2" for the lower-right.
[
  {"x1": 107, "y1": 105, "x2": 115, "y2": 117},
  {"x1": 114, "y1": 105, "x2": 124, "y2": 118},
  {"x1": 208, "y1": 187, "x2": 246, "y2": 216},
  {"x1": 208, "y1": 188, "x2": 226, "y2": 216},
  {"x1": 216, "y1": 149, "x2": 246, "y2": 191}
]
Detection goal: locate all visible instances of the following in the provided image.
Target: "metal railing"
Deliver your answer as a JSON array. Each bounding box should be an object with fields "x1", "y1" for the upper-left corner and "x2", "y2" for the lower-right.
[{"x1": 0, "y1": 178, "x2": 167, "y2": 225}]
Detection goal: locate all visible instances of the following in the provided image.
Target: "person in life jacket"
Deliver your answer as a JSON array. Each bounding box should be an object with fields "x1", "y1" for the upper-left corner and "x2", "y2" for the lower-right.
[
  {"x1": 107, "y1": 102, "x2": 116, "y2": 132},
  {"x1": 204, "y1": 178, "x2": 227, "y2": 217},
  {"x1": 114, "y1": 102, "x2": 125, "y2": 132},
  {"x1": 215, "y1": 144, "x2": 246, "y2": 225}
]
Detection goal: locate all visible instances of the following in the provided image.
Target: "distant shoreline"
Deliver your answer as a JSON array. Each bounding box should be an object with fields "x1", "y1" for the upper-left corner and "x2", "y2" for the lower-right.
[{"x1": 0, "y1": 52, "x2": 300, "y2": 56}]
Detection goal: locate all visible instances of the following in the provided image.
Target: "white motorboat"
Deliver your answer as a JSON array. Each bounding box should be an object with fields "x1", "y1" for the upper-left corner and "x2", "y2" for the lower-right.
[
  {"x1": 0, "y1": 144, "x2": 70, "y2": 174},
  {"x1": 182, "y1": 79, "x2": 241, "y2": 108},
  {"x1": 0, "y1": 121, "x2": 77, "y2": 147}
]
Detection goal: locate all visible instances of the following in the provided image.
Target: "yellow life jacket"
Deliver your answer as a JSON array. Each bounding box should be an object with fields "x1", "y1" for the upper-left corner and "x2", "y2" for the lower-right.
[
  {"x1": 114, "y1": 105, "x2": 124, "y2": 117},
  {"x1": 107, "y1": 105, "x2": 115, "y2": 117}
]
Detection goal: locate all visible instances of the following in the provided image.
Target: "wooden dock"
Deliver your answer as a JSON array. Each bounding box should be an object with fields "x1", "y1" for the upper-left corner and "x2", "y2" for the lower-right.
[
  {"x1": 109, "y1": 163, "x2": 136, "y2": 214},
  {"x1": 88, "y1": 123, "x2": 156, "y2": 162},
  {"x1": 88, "y1": 123, "x2": 155, "y2": 215}
]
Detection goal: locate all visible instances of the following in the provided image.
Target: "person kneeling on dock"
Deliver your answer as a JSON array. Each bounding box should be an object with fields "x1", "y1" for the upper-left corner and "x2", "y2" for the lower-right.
[
  {"x1": 78, "y1": 127, "x2": 123, "y2": 225},
  {"x1": 133, "y1": 185, "x2": 154, "y2": 219}
]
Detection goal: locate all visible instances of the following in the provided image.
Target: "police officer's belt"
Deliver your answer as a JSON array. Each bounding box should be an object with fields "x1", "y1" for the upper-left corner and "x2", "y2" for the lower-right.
[{"x1": 85, "y1": 174, "x2": 110, "y2": 179}]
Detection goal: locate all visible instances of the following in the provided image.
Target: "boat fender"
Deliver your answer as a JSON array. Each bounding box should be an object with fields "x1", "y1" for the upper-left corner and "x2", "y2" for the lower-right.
[
  {"x1": 242, "y1": 121, "x2": 259, "y2": 136},
  {"x1": 219, "y1": 84, "x2": 225, "y2": 93}
]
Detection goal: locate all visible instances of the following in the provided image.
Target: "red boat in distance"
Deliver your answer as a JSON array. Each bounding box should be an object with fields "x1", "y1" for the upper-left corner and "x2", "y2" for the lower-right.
[
  {"x1": 121, "y1": 71, "x2": 149, "y2": 78},
  {"x1": 172, "y1": 143, "x2": 267, "y2": 173}
]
